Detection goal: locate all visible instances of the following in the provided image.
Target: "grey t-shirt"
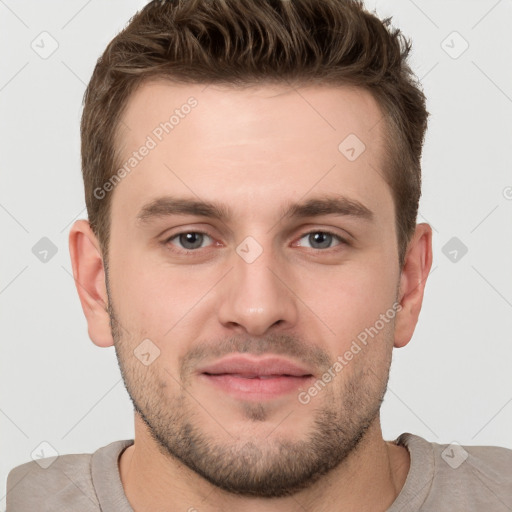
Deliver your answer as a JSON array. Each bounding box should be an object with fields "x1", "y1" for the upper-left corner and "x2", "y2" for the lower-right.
[{"x1": 6, "y1": 433, "x2": 512, "y2": 511}]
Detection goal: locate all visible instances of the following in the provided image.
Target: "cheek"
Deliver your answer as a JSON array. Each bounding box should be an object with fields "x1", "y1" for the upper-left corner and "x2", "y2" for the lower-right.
[
  {"x1": 306, "y1": 258, "x2": 398, "y2": 350},
  {"x1": 109, "y1": 251, "x2": 218, "y2": 342},
  {"x1": 108, "y1": 256, "x2": 166, "y2": 329}
]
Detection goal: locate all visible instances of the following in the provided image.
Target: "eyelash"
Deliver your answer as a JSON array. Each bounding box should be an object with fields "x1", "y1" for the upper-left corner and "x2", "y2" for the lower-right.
[{"x1": 162, "y1": 229, "x2": 350, "y2": 254}]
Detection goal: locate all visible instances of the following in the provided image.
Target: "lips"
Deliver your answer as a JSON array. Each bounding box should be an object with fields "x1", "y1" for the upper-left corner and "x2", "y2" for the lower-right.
[
  {"x1": 197, "y1": 355, "x2": 314, "y2": 400},
  {"x1": 198, "y1": 355, "x2": 314, "y2": 378}
]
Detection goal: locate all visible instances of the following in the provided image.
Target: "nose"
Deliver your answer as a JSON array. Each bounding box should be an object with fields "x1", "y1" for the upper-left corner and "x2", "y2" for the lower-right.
[{"x1": 216, "y1": 239, "x2": 299, "y2": 336}]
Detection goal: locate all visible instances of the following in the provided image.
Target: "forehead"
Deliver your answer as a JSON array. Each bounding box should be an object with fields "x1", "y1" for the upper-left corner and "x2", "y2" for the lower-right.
[
  {"x1": 111, "y1": 80, "x2": 393, "y2": 228},
  {"x1": 117, "y1": 80, "x2": 385, "y2": 151}
]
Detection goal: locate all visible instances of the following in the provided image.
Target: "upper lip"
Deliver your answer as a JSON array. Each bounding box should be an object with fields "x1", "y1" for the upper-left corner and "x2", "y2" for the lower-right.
[{"x1": 198, "y1": 355, "x2": 314, "y2": 378}]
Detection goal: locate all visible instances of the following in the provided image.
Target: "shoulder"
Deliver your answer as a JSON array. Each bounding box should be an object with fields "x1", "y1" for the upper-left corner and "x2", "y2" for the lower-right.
[
  {"x1": 430, "y1": 437, "x2": 512, "y2": 483},
  {"x1": 400, "y1": 433, "x2": 512, "y2": 511},
  {"x1": 7, "y1": 451, "x2": 98, "y2": 511},
  {"x1": 6, "y1": 440, "x2": 132, "y2": 512}
]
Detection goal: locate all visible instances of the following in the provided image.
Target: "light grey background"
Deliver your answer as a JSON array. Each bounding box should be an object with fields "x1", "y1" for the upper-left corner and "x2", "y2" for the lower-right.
[{"x1": 1, "y1": 0, "x2": 511, "y2": 508}]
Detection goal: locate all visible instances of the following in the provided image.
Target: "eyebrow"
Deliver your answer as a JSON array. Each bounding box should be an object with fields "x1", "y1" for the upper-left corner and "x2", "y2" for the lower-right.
[{"x1": 136, "y1": 194, "x2": 374, "y2": 224}]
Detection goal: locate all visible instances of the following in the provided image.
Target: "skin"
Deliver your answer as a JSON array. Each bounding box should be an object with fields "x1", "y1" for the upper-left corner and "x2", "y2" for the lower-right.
[{"x1": 69, "y1": 80, "x2": 432, "y2": 512}]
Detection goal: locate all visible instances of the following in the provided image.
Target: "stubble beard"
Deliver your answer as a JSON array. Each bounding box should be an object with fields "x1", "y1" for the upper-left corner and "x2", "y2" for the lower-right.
[{"x1": 108, "y1": 296, "x2": 392, "y2": 497}]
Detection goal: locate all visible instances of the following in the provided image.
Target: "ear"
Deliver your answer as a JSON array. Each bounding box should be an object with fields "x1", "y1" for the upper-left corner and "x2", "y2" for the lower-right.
[
  {"x1": 69, "y1": 219, "x2": 114, "y2": 348},
  {"x1": 394, "y1": 223, "x2": 433, "y2": 348}
]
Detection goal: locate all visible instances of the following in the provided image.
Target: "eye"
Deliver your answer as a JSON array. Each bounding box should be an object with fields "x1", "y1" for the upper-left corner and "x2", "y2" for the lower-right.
[
  {"x1": 296, "y1": 231, "x2": 347, "y2": 250},
  {"x1": 166, "y1": 231, "x2": 214, "y2": 251},
  {"x1": 163, "y1": 229, "x2": 348, "y2": 254}
]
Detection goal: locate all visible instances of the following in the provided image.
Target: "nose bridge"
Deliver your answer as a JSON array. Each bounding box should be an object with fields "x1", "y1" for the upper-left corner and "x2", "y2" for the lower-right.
[{"x1": 217, "y1": 234, "x2": 298, "y2": 335}]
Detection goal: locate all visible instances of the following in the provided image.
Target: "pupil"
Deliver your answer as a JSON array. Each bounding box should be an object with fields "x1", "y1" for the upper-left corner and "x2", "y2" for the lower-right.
[
  {"x1": 181, "y1": 233, "x2": 202, "y2": 249},
  {"x1": 310, "y1": 232, "x2": 331, "y2": 249}
]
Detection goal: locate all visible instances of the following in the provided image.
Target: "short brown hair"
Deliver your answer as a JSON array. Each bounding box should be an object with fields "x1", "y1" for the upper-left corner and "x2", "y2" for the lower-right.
[{"x1": 81, "y1": 0, "x2": 428, "y2": 269}]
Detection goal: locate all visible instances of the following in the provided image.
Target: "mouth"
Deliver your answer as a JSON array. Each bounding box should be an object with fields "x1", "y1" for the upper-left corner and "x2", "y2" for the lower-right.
[{"x1": 197, "y1": 355, "x2": 315, "y2": 401}]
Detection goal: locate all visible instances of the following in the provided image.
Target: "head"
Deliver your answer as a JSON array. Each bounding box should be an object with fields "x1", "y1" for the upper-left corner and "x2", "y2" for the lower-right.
[{"x1": 70, "y1": 0, "x2": 432, "y2": 498}]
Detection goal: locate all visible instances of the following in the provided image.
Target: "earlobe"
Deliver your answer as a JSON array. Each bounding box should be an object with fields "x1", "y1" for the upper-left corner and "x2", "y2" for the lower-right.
[
  {"x1": 68, "y1": 220, "x2": 114, "y2": 348},
  {"x1": 394, "y1": 223, "x2": 433, "y2": 348}
]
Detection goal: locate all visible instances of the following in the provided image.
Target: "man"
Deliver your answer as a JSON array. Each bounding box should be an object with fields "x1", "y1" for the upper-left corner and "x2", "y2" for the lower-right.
[{"x1": 7, "y1": 0, "x2": 512, "y2": 510}]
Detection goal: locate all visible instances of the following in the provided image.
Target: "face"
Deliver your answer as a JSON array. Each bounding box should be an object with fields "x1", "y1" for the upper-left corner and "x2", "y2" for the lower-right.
[{"x1": 106, "y1": 81, "x2": 401, "y2": 497}]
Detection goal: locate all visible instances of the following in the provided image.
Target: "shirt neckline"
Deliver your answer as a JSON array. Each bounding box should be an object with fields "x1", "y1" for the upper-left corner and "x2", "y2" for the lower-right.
[
  {"x1": 90, "y1": 433, "x2": 434, "y2": 512},
  {"x1": 386, "y1": 432, "x2": 435, "y2": 511},
  {"x1": 91, "y1": 438, "x2": 135, "y2": 512}
]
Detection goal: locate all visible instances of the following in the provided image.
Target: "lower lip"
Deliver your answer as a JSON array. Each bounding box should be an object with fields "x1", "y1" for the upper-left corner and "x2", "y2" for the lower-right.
[{"x1": 200, "y1": 374, "x2": 313, "y2": 401}]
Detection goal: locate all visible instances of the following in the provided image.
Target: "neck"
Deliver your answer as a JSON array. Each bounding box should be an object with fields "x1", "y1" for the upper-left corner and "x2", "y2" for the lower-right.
[{"x1": 119, "y1": 414, "x2": 410, "y2": 512}]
